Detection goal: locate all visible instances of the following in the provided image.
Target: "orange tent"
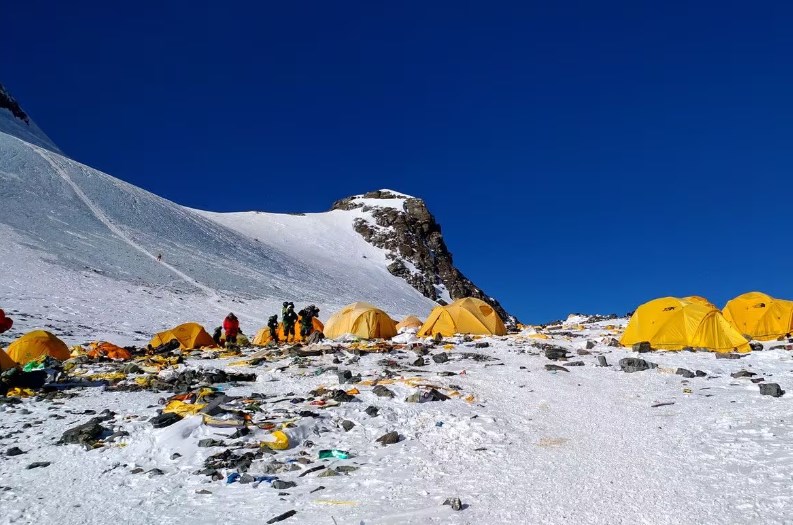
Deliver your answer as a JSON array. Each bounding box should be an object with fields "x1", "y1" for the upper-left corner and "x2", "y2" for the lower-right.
[
  {"x1": 87, "y1": 342, "x2": 132, "y2": 360},
  {"x1": 0, "y1": 349, "x2": 17, "y2": 371},
  {"x1": 6, "y1": 330, "x2": 71, "y2": 364}
]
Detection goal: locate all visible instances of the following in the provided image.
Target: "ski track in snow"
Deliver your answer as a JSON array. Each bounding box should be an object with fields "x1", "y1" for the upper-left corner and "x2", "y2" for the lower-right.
[{"x1": 30, "y1": 145, "x2": 221, "y2": 303}]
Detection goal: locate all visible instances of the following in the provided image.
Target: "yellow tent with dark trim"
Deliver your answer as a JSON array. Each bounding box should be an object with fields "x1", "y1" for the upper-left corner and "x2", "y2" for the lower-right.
[
  {"x1": 418, "y1": 298, "x2": 507, "y2": 337},
  {"x1": 148, "y1": 323, "x2": 216, "y2": 351},
  {"x1": 323, "y1": 302, "x2": 397, "y2": 340},
  {"x1": 6, "y1": 330, "x2": 71, "y2": 364},
  {"x1": 252, "y1": 317, "x2": 325, "y2": 345},
  {"x1": 396, "y1": 316, "x2": 424, "y2": 332},
  {"x1": 621, "y1": 297, "x2": 750, "y2": 352},
  {"x1": 1, "y1": 348, "x2": 18, "y2": 371},
  {"x1": 723, "y1": 292, "x2": 793, "y2": 341}
]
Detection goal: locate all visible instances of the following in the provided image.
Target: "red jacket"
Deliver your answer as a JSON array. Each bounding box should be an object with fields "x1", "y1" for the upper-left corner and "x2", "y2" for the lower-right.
[{"x1": 223, "y1": 316, "x2": 239, "y2": 337}]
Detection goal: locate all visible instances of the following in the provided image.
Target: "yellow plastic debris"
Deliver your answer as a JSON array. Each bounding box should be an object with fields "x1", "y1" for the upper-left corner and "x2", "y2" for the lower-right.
[
  {"x1": 163, "y1": 400, "x2": 207, "y2": 417},
  {"x1": 263, "y1": 430, "x2": 290, "y2": 450},
  {"x1": 345, "y1": 388, "x2": 360, "y2": 395},
  {"x1": 6, "y1": 387, "x2": 35, "y2": 397},
  {"x1": 134, "y1": 376, "x2": 153, "y2": 387},
  {"x1": 88, "y1": 372, "x2": 127, "y2": 382}
]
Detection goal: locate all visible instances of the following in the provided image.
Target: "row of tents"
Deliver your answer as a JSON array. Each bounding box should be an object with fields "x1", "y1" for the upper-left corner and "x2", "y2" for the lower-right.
[
  {"x1": 3, "y1": 291, "x2": 791, "y2": 369},
  {"x1": 0, "y1": 297, "x2": 507, "y2": 370},
  {"x1": 621, "y1": 292, "x2": 793, "y2": 353}
]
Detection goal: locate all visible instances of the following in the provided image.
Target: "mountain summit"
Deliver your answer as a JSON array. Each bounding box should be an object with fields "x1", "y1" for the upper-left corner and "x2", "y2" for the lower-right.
[{"x1": 0, "y1": 83, "x2": 61, "y2": 154}]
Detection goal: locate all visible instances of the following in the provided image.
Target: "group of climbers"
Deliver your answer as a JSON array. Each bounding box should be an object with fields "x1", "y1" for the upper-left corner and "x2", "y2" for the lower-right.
[{"x1": 212, "y1": 304, "x2": 321, "y2": 348}]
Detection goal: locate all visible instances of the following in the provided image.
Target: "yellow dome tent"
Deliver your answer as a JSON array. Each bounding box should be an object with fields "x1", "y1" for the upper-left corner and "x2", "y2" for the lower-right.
[
  {"x1": 252, "y1": 317, "x2": 325, "y2": 345},
  {"x1": 148, "y1": 323, "x2": 216, "y2": 351},
  {"x1": 6, "y1": 330, "x2": 71, "y2": 364},
  {"x1": 395, "y1": 316, "x2": 423, "y2": 332},
  {"x1": 723, "y1": 292, "x2": 793, "y2": 341},
  {"x1": 683, "y1": 295, "x2": 717, "y2": 309},
  {"x1": 621, "y1": 297, "x2": 750, "y2": 352},
  {"x1": 418, "y1": 297, "x2": 507, "y2": 337},
  {"x1": 1, "y1": 348, "x2": 18, "y2": 371},
  {"x1": 323, "y1": 302, "x2": 397, "y2": 340}
]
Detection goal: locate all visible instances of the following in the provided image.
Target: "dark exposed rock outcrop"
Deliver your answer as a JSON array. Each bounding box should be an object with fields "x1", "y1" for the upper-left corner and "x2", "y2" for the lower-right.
[
  {"x1": 332, "y1": 190, "x2": 515, "y2": 323},
  {"x1": 0, "y1": 83, "x2": 30, "y2": 124}
]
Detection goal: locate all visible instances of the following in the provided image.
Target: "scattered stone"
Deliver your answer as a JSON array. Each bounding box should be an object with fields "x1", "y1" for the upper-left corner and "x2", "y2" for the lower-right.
[
  {"x1": 239, "y1": 473, "x2": 255, "y2": 484},
  {"x1": 544, "y1": 364, "x2": 569, "y2": 372},
  {"x1": 759, "y1": 384, "x2": 785, "y2": 397},
  {"x1": 443, "y1": 497, "x2": 463, "y2": 511},
  {"x1": 750, "y1": 342, "x2": 764, "y2": 351},
  {"x1": 5, "y1": 447, "x2": 24, "y2": 456},
  {"x1": 271, "y1": 480, "x2": 297, "y2": 490},
  {"x1": 565, "y1": 361, "x2": 585, "y2": 366},
  {"x1": 597, "y1": 356, "x2": 609, "y2": 367},
  {"x1": 336, "y1": 370, "x2": 360, "y2": 384},
  {"x1": 545, "y1": 348, "x2": 569, "y2": 361},
  {"x1": 130, "y1": 467, "x2": 144, "y2": 474},
  {"x1": 27, "y1": 462, "x2": 51, "y2": 469},
  {"x1": 364, "y1": 406, "x2": 379, "y2": 417},
  {"x1": 751, "y1": 378, "x2": 765, "y2": 384},
  {"x1": 147, "y1": 468, "x2": 165, "y2": 477},
  {"x1": 376, "y1": 431, "x2": 401, "y2": 446},
  {"x1": 731, "y1": 370, "x2": 756, "y2": 378},
  {"x1": 335, "y1": 465, "x2": 358, "y2": 473},
  {"x1": 310, "y1": 486, "x2": 325, "y2": 493},
  {"x1": 330, "y1": 390, "x2": 355, "y2": 403},
  {"x1": 432, "y1": 353, "x2": 449, "y2": 364},
  {"x1": 121, "y1": 363, "x2": 144, "y2": 374},
  {"x1": 475, "y1": 342, "x2": 489, "y2": 348},
  {"x1": 171, "y1": 453, "x2": 182, "y2": 460},
  {"x1": 607, "y1": 338, "x2": 621, "y2": 347},
  {"x1": 676, "y1": 368, "x2": 695, "y2": 378},
  {"x1": 695, "y1": 370, "x2": 707, "y2": 377},
  {"x1": 585, "y1": 341, "x2": 596, "y2": 350},
  {"x1": 266, "y1": 510, "x2": 297, "y2": 524},
  {"x1": 577, "y1": 349, "x2": 591, "y2": 356},
  {"x1": 715, "y1": 353, "x2": 745, "y2": 360},
  {"x1": 651, "y1": 402, "x2": 675, "y2": 408},
  {"x1": 341, "y1": 420, "x2": 355, "y2": 432},
  {"x1": 412, "y1": 356, "x2": 426, "y2": 366},
  {"x1": 318, "y1": 468, "x2": 339, "y2": 477},
  {"x1": 149, "y1": 412, "x2": 183, "y2": 428},
  {"x1": 198, "y1": 439, "x2": 225, "y2": 448},
  {"x1": 632, "y1": 342, "x2": 652, "y2": 353},
  {"x1": 59, "y1": 417, "x2": 110, "y2": 447},
  {"x1": 619, "y1": 358, "x2": 657, "y2": 373},
  {"x1": 195, "y1": 489, "x2": 212, "y2": 495},
  {"x1": 372, "y1": 385, "x2": 395, "y2": 398}
]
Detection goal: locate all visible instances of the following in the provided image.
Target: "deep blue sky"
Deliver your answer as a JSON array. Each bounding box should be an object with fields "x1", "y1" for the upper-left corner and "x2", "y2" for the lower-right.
[{"x1": 4, "y1": 1, "x2": 792, "y2": 323}]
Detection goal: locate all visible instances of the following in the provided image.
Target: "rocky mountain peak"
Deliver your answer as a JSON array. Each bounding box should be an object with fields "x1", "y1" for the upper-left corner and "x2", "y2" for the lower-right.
[
  {"x1": 0, "y1": 82, "x2": 62, "y2": 153},
  {"x1": 332, "y1": 189, "x2": 516, "y2": 324}
]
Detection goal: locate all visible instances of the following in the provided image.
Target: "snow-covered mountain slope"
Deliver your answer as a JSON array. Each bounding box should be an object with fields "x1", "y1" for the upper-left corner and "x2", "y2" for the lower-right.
[
  {"x1": 0, "y1": 130, "x2": 438, "y2": 342},
  {"x1": 0, "y1": 83, "x2": 61, "y2": 154}
]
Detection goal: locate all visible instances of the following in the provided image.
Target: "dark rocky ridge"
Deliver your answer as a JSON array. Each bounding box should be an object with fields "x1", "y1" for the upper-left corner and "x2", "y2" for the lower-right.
[
  {"x1": 0, "y1": 83, "x2": 30, "y2": 124},
  {"x1": 332, "y1": 190, "x2": 515, "y2": 324}
]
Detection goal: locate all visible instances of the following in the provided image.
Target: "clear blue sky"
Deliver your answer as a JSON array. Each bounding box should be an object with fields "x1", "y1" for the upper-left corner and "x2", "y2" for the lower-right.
[{"x1": 4, "y1": 1, "x2": 792, "y2": 323}]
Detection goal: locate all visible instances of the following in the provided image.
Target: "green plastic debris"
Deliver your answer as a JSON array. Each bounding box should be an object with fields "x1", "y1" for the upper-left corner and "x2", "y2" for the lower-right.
[{"x1": 318, "y1": 449, "x2": 350, "y2": 460}]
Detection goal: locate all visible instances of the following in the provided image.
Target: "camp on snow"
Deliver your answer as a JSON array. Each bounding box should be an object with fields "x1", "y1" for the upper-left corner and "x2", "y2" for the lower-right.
[
  {"x1": 418, "y1": 297, "x2": 507, "y2": 337},
  {"x1": 323, "y1": 302, "x2": 397, "y2": 340},
  {"x1": 723, "y1": 291, "x2": 793, "y2": 341},
  {"x1": 621, "y1": 296, "x2": 750, "y2": 353},
  {"x1": 148, "y1": 323, "x2": 216, "y2": 351}
]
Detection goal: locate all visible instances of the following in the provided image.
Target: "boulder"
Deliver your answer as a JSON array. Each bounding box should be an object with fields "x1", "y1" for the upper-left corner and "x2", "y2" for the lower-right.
[
  {"x1": 759, "y1": 383, "x2": 785, "y2": 397},
  {"x1": 619, "y1": 358, "x2": 657, "y2": 373}
]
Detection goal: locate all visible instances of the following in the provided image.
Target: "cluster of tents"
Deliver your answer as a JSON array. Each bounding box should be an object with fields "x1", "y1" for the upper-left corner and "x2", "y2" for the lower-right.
[
  {"x1": 0, "y1": 297, "x2": 507, "y2": 371},
  {"x1": 621, "y1": 292, "x2": 793, "y2": 353},
  {"x1": 3, "y1": 291, "x2": 791, "y2": 371}
]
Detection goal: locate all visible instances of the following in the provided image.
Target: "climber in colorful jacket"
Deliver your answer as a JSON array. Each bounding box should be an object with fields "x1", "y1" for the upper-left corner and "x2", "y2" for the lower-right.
[
  {"x1": 223, "y1": 313, "x2": 240, "y2": 345},
  {"x1": 0, "y1": 309, "x2": 12, "y2": 334}
]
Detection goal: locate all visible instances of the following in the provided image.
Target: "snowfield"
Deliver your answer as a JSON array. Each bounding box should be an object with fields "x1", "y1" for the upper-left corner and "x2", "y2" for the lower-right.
[{"x1": 1, "y1": 322, "x2": 792, "y2": 525}]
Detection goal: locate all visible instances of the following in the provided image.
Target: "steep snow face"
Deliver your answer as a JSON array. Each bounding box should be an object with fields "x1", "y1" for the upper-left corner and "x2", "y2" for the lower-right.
[
  {"x1": 0, "y1": 84, "x2": 62, "y2": 154},
  {"x1": 0, "y1": 131, "x2": 436, "y2": 337}
]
